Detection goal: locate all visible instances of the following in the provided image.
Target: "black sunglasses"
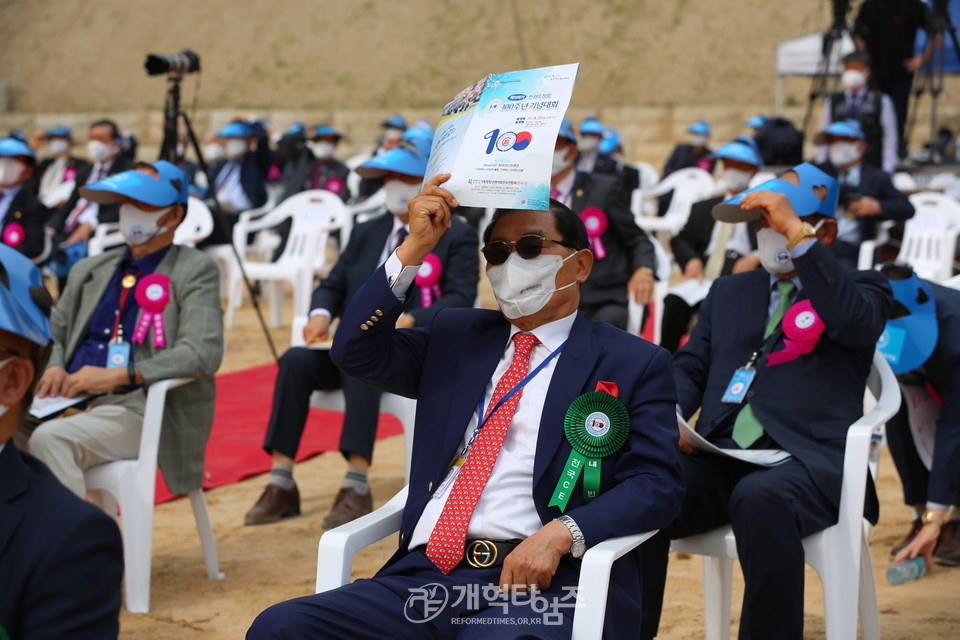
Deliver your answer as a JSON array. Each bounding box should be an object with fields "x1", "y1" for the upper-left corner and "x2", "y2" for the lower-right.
[{"x1": 481, "y1": 234, "x2": 578, "y2": 266}]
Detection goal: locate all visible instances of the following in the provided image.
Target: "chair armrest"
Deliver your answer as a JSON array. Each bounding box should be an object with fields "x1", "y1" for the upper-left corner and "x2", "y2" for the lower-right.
[
  {"x1": 571, "y1": 530, "x2": 659, "y2": 640},
  {"x1": 637, "y1": 216, "x2": 683, "y2": 234},
  {"x1": 316, "y1": 486, "x2": 408, "y2": 593}
]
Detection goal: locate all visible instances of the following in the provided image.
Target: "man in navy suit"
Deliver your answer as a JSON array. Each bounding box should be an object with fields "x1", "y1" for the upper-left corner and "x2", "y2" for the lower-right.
[
  {"x1": 879, "y1": 263, "x2": 960, "y2": 567},
  {"x1": 814, "y1": 119, "x2": 914, "y2": 270},
  {"x1": 0, "y1": 244, "x2": 123, "y2": 639},
  {"x1": 244, "y1": 142, "x2": 479, "y2": 529},
  {"x1": 248, "y1": 176, "x2": 684, "y2": 639},
  {"x1": 0, "y1": 136, "x2": 52, "y2": 262},
  {"x1": 640, "y1": 163, "x2": 892, "y2": 640}
]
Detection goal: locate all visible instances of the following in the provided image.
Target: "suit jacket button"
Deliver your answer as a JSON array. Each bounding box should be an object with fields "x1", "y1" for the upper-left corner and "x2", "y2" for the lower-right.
[
  {"x1": 370, "y1": 315, "x2": 378, "y2": 322},
  {"x1": 366, "y1": 320, "x2": 375, "y2": 327},
  {"x1": 360, "y1": 324, "x2": 368, "y2": 331},
  {"x1": 400, "y1": 533, "x2": 405, "y2": 542},
  {"x1": 375, "y1": 310, "x2": 383, "y2": 317},
  {"x1": 428, "y1": 481, "x2": 434, "y2": 491}
]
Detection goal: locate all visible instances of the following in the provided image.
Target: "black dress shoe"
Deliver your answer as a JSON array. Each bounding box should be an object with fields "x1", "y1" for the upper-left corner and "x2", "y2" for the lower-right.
[
  {"x1": 890, "y1": 519, "x2": 923, "y2": 558},
  {"x1": 934, "y1": 520, "x2": 960, "y2": 566},
  {"x1": 244, "y1": 484, "x2": 301, "y2": 525}
]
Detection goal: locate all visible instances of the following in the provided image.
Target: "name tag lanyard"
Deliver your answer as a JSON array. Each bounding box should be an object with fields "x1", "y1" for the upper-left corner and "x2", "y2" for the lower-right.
[
  {"x1": 433, "y1": 340, "x2": 566, "y2": 497},
  {"x1": 721, "y1": 313, "x2": 789, "y2": 405},
  {"x1": 107, "y1": 271, "x2": 139, "y2": 368}
]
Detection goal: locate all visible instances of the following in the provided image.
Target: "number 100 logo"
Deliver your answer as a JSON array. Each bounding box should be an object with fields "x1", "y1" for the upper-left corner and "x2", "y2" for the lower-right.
[{"x1": 483, "y1": 128, "x2": 532, "y2": 154}]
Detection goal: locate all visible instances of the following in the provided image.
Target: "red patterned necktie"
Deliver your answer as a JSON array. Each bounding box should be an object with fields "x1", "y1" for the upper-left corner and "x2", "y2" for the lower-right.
[{"x1": 425, "y1": 332, "x2": 540, "y2": 573}]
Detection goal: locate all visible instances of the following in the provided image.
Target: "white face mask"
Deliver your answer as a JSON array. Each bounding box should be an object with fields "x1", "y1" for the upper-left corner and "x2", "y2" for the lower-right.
[
  {"x1": 384, "y1": 127, "x2": 404, "y2": 141},
  {"x1": 721, "y1": 168, "x2": 753, "y2": 194},
  {"x1": 48, "y1": 138, "x2": 70, "y2": 155},
  {"x1": 204, "y1": 143, "x2": 225, "y2": 162},
  {"x1": 119, "y1": 203, "x2": 171, "y2": 246},
  {"x1": 308, "y1": 140, "x2": 335, "y2": 160},
  {"x1": 756, "y1": 219, "x2": 825, "y2": 274},
  {"x1": 690, "y1": 133, "x2": 708, "y2": 147},
  {"x1": 487, "y1": 251, "x2": 578, "y2": 319},
  {"x1": 224, "y1": 138, "x2": 248, "y2": 159},
  {"x1": 384, "y1": 180, "x2": 421, "y2": 215},
  {"x1": 841, "y1": 69, "x2": 868, "y2": 91},
  {"x1": 87, "y1": 140, "x2": 116, "y2": 163},
  {"x1": 0, "y1": 158, "x2": 25, "y2": 187},
  {"x1": 552, "y1": 148, "x2": 574, "y2": 175},
  {"x1": 580, "y1": 136, "x2": 600, "y2": 152},
  {"x1": 176, "y1": 143, "x2": 186, "y2": 158},
  {"x1": 828, "y1": 141, "x2": 862, "y2": 167}
]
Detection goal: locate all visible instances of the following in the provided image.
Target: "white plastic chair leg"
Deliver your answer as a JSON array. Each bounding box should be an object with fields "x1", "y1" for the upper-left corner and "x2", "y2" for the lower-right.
[
  {"x1": 118, "y1": 489, "x2": 156, "y2": 614},
  {"x1": 189, "y1": 490, "x2": 225, "y2": 580},
  {"x1": 268, "y1": 280, "x2": 284, "y2": 328},
  {"x1": 225, "y1": 271, "x2": 240, "y2": 330},
  {"x1": 702, "y1": 556, "x2": 733, "y2": 640},
  {"x1": 858, "y1": 532, "x2": 880, "y2": 640}
]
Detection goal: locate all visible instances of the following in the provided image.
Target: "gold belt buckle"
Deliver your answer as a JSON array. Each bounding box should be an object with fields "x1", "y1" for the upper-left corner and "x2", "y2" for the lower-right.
[{"x1": 465, "y1": 540, "x2": 499, "y2": 569}]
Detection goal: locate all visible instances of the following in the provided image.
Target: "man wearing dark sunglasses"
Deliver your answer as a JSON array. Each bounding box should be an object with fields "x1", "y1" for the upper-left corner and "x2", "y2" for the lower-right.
[{"x1": 249, "y1": 173, "x2": 683, "y2": 638}]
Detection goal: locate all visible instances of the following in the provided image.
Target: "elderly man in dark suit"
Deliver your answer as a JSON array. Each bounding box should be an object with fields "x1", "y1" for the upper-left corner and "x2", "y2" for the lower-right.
[
  {"x1": 640, "y1": 163, "x2": 892, "y2": 640},
  {"x1": 244, "y1": 139, "x2": 479, "y2": 529},
  {"x1": 0, "y1": 244, "x2": 123, "y2": 639},
  {"x1": 0, "y1": 136, "x2": 52, "y2": 262},
  {"x1": 248, "y1": 178, "x2": 684, "y2": 639},
  {"x1": 814, "y1": 119, "x2": 914, "y2": 270},
  {"x1": 281, "y1": 124, "x2": 351, "y2": 203},
  {"x1": 23, "y1": 161, "x2": 224, "y2": 499},
  {"x1": 551, "y1": 118, "x2": 656, "y2": 330}
]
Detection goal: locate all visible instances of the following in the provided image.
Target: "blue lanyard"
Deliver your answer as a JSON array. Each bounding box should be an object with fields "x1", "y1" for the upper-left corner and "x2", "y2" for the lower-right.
[{"x1": 467, "y1": 339, "x2": 567, "y2": 446}]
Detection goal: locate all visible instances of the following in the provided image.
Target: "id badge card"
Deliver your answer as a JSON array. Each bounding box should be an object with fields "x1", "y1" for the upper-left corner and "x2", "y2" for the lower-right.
[
  {"x1": 721, "y1": 368, "x2": 756, "y2": 404},
  {"x1": 432, "y1": 455, "x2": 465, "y2": 498},
  {"x1": 107, "y1": 342, "x2": 131, "y2": 369}
]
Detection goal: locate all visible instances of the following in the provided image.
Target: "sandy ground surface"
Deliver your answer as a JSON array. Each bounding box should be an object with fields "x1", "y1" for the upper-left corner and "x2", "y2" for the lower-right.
[{"x1": 112, "y1": 287, "x2": 960, "y2": 639}]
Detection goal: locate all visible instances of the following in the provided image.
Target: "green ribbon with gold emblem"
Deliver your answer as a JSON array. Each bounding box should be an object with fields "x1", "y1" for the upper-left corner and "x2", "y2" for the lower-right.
[{"x1": 548, "y1": 391, "x2": 630, "y2": 512}]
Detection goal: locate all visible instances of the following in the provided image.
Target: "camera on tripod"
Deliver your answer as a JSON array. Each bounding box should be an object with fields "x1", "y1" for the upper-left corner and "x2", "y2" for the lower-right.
[{"x1": 144, "y1": 49, "x2": 200, "y2": 76}]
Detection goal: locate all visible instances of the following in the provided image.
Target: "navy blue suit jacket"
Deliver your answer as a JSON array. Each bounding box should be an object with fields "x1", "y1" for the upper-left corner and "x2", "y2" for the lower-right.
[
  {"x1": 1, "y1": 188, "x2": 52, "y2": 260},
  {"x1": 0, "y1": 443, "x2": 123, "y2": 639},
  {"x1": 675, "y1": 241, "x2": 891, "y2": 521},
  {"x1": 311, "y1": 211, "x2": 478, "y2": 326},
  {"x1": 817, "y1": 162, "x2": 915, "y2": 241},
  {"x1": 330, "y1": 268, "x2": 685, "y2": 636},
  {"x1": 208, "y1": 122, "x2": 272, "y2": 210}
]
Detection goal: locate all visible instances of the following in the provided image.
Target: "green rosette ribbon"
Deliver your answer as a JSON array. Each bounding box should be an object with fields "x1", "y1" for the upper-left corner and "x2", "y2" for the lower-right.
[{"x1": 548, "y1": 391, "x2": 630, "y2": 512}]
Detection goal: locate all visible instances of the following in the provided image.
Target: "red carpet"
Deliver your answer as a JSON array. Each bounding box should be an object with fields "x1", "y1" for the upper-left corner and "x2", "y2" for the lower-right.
[{"x1": 154, "y1": 364, "x2": 403, "y2": 503}]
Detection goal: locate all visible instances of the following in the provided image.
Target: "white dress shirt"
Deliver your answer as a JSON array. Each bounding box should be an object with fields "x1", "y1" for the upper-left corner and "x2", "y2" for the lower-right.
[
  {"x1": 0, "y1": 186, "x2": 21, "y2": 221},
  {"x1": 215, "y1": 159, "x2": 252, "y2": 214},
  {"x1": 407, "y1": 310, "x2": 577, "y2": 547}
]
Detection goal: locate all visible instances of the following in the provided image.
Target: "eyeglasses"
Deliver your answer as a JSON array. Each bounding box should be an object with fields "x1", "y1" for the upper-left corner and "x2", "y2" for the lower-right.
[{"x1": 481, "y1": 234, "x2": 577, "y2": 266}]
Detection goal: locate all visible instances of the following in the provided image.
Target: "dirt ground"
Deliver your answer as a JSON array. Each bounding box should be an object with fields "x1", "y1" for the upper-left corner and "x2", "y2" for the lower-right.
[{"x1": 113, "y1": 290, "x2": 960, "y2": 639}]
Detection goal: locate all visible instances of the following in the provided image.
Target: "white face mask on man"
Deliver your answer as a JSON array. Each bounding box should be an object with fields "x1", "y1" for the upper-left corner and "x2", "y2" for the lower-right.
[
  {"x1": 828, "y1": 141, "x2": 862, "y2": 167},
  {"x1": 87, "y1": 140, "x2": 116, "y2": 163},
  {"x1": 756, "y1": 218, "x2": 826, "y2": 275},
  {"x1": 308, "y1": 140, "x2": 335, "y2": 160},
  {"x1": 487, "y1": 251, "x2": 578, "y2": 319},
  {"x1": 384, "y1": 180, "x2": 421, "y2": 215},
  {"x1": 224, "y1": 138, "x2": 249, "y2": 159},
  {"x1": 0, "y1": 158, "x2": 25, "y2": 188},
  {"x1": 552, "y1": 148, "x2": 574, "y2": 176},
  {"x1": 841, "y1": 69, "x2": 868, "y2": 91},
  {"x1": 48, "y1": 138, "x2": 71, "y2": 155},
  {"x1": 579, "y1": 136, "x2": 600, "y2": 152},
  {"x1": 119, "y1": 203, "x2": 171, "y2": 246},
  {"x1": 690, "y1": 133, "x2": 708, "y2": 147},
  {"x1": 721, "y1": 168, "x2": 753, "y2": 194}
]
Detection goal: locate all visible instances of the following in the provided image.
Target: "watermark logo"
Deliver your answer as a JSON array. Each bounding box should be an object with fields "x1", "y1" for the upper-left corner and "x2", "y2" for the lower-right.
[
  {"x1": 404, "y1": 583, "x2": 450, "y2": 623},
  {"x1": 403, "y1": 583, "x2": 580, "y2": 626}
]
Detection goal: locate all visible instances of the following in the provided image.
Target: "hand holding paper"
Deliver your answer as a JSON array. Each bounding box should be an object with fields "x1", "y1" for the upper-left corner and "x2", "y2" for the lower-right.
[{"x1": 398, "y1": 173, "x2": 457, "y2": 267}]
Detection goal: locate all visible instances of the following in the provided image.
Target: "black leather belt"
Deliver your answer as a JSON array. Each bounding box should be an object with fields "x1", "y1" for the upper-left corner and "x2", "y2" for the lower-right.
[{"x1": 459, "y1": 539, "x2": 522, "y2": 569}]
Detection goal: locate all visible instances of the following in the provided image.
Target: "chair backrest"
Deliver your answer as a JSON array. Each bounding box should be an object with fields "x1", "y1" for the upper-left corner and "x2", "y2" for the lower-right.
[
  {"x1": 748, "y1": 171, "x2": 776, "y2": 188},
  {"x1": 630, "y1": 162, "x2": 662, "y2": 219},
  {"x1": 892, "y1": 171, "x2": 918, "y2": 192},
  {"x1": 351, "y1": 188, "x2": 387, "y2": 226},
  {"x1": 899, "y1": 192, "x2": 960, "y2": 282},
  {"x1": 174, "y1": 197, "x2": 215, "y2": 246},
  {"x1": 651, "y1": 167, "x2": 719, "y2": 226},
  {"x1": 345, "y1": 152, "x2": 373, "y2": 200}
]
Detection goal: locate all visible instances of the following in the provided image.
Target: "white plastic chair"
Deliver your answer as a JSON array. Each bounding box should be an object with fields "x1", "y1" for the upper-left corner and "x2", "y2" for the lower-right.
[
  {"x1": 344, "y1": 152, "x2": 373, "y2": 202},
  {"x1": 630, "y1": 161, "x2": 661, "y2": 218},
  {"x1": 856, "y1": 220, "x2": 897, "y2": 271},
  {"x1": 892, "y1": 172, "x2": 918, "y2": 192},
  {"x1": 349, "y1": 188, "x2": 387, "y2": 229},
  {"x1": 226, "y1": 191, "x2": 338, "y2": 329},
  {"x1": 945, "y1": 273, "x2": 960, "y2": 290},
  {"x1": 896, "y1": 192, "x2": 960, "y2": 282},
  {"x1": 87, "y1": 222, "x2": 122, "y2": 257},
  {"x1": 290, "y1": 315, "x2": 417, "y2": 482},
  {"x1": 669, "y1": 350, "x2": 900, "y2": 640},
  {"x1": 314, "y1": 483, "x2": 657, "y2": 640},
  {"x1": 637, "y1": 168, "x2": 718, "y2": 236},
  {"x1": 173, "y1": 196, "x2": 215, "y2": 246},
  {"x1": 84, "y1": 378, "x2": 224, "y2": 613},
  {"x1": 627, "y1": 235, "x2": 673, "y2": 344}
]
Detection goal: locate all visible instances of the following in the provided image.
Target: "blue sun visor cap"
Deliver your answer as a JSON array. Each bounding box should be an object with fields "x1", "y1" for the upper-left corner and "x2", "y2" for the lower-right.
[
  {"x1": 80, "y1": 164, "x2": 185, "y2": 207},
  {"x1": 745, "y1": 115, "x2": 768, "y2": 129},
  {"x1": 152, "y1": 160, "x2": 190, "y2": 205},
  {"x1": 0, "y1": 244, "x2": 52, "y2": 346},
  {"x1": 383, "y1": 115, "x2": 407, "y2": 130},
  {"x1": 216, "y1": 121, "x2": 253, "y2": 139},
  {"x1": 688, "y1": 120, "x2": 711, "y2": 136},
  {"x1": 713, "y1": 162, "x2": 839, "y2": 223},
  {"x1": 814, "y1": 119, "x2": 865, "y2": 145},
  {"x1": 402, "y1": 127, "x2": 434, "y2": 153},
  {"x1": 45, "y1": 126, "x2": 72, "y2": 139},
  {"x1": 713, "y1": 141, "x2": 762, "y2": 168},
  {"x1": 0, "y1": 137, "x2": 35, "y2": 159},
  {"x1": 286, "y1": 122, "x2": 306, "y2": 135},
  {"x1": 580, "y1": 118, "x2": 605, "y2": 136},
  {"x1": 878, "y1": 274, "x2": 938, "y2": 374},
  {"x1": 312, "y1": 124, "x2": 343, "y2": 140},
  {"x1": 558, "y1": 118, "x2": 577, "y2": 143},
  {"x1": 356, "y1": 144, "x2": 428, "y2": 179},
  {"x1": 598, "y1": 128, "x2": 621, "y2": 155}
]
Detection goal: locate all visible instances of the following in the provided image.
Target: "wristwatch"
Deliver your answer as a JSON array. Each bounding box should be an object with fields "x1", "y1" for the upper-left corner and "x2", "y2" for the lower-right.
[
  {"x1": 785, "y1": 222, "x2": 817, "y2": 250},
  {"x1": 922, "y1": 510, "x2": 946, "y2": 526},
  {"x1": 555, "y1": 515, "x2": 586, "y2": 559}
]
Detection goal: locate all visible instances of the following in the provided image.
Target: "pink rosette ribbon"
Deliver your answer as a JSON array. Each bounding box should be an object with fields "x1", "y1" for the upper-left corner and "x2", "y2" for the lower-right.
[
  {"x1": 3, "y1": 222, "x2": 25, "y2": 247},
  {"x1": 579, "y1": 207, "x2": 608, "y2": 260},
  {"x1": 132, "y1": 274, "x2": 171, "y2": 348},
  {"x1": 63, "y1": 166, "x2": 77, "y2": 182},
  {"x1": 765, "y1": 300, "x2": 826, "y2": 366},
  {"x1": 415, "y1": 253, "x2": 443, "y2": 308},
  {"x1": 325, "y1": 176, "x2": 344, "y2": 195},
  {"x1": 267, "y1": 162, "x2": 282, "y2": 182}
]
